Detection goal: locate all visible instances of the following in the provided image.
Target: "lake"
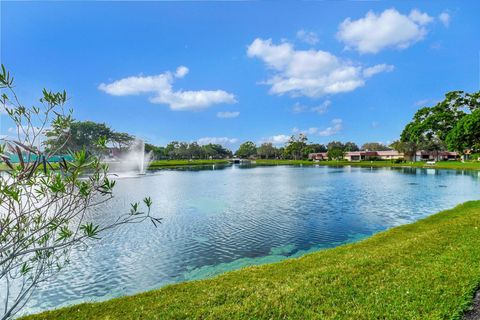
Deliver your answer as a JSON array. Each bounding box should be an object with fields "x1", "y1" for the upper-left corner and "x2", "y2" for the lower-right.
[{"x1": 22, "y1": 164, "x2": 480, "y2": 315}]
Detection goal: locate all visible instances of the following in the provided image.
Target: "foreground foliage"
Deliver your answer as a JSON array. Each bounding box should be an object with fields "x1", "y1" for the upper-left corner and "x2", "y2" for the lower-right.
[
  {"x1": 24, "y1": 201, "x2": 480, "y2": 319},
  {"x1": 0, "y1": 66, "x2": 157, "y2": 319}
]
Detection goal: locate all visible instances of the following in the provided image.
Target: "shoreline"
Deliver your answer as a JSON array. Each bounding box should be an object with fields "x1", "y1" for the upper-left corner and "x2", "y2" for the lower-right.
[
  {"x1": 22, "y1": 200, "x2": 480, "y2": 319},
  {"x1": 147, "y1": 159, "x2": 480, "y2": 172}
]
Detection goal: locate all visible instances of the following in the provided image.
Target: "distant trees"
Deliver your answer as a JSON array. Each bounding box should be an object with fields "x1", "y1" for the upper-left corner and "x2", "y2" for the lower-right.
[
  {"x1": 285, "y1": 134, "x2": 308, "y2": 160},
  {"x1": 344, "y1": 142, "x2": 360, "y2": 152},
  {"x1": 360, "y1": 142, "x2": 389, "y2": 151},
  {"x1": 147, "y1": 141, "x2": 232, "y2": 160},
  {"x1": 235, "y1": 141, "x2": 257, "y2": 158},
  {"x1": 257, "y1": 143, "x2": 277, "y2": 159},
  {"x1": 326, "y1": 141, "x2": 345, "y2": 160},
  {"x1": 45, "y1": 121, "x2": 134, "y2": 153}
]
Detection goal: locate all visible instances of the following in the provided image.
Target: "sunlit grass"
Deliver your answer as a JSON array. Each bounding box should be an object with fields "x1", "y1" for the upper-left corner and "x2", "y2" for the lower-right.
[{"x1": 24, "y1": 201, "x2": 480, "y2": 319}]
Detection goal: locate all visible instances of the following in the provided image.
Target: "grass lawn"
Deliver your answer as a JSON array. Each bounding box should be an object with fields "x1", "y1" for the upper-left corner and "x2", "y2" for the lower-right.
[
  {"x1": 148, "y1": 159, "x2": 229, "y2": 169},
  {"x1": 254, "y1": 159, "x2": 480, "y2": 171},
  {"x1": 24, "y1": 201, "x2": 480, "y2": 319}
]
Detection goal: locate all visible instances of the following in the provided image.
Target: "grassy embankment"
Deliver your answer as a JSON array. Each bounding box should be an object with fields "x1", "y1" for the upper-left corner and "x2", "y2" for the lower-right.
[
  {"x1": 147, "y1": 159, "x2": 229, "y2": 169},
  {"x1": 254, "y1": 159, "x2": 480, "y2": 171},
  {"x1": 24, "y1": 201, "x2": 480, "y2": 319}
]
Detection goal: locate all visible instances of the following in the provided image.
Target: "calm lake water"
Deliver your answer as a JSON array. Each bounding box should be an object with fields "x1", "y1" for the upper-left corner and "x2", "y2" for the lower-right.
[{"x1": 22, "y1": 165, "x2": 480, "y2": 315}]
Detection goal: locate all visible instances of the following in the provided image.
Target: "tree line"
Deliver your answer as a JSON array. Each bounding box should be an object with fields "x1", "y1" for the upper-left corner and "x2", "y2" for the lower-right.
[
  {"x1": 44, "y1": 121, "x2": 392, "y2": 161},
  {"x1": 45, "y1": 90, "x2": 480, "y2": 162}
]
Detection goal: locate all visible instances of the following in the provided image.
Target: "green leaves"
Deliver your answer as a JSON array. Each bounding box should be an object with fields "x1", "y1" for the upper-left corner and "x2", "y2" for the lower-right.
[
  {"x1": 130, "y1": 202, "x2": 140, "y2": 215},
  {"x1": 48, "y1": 173, "x2": 66, "y2": 194},
  {"x1": 56, "y1": 226, "x2": 73, "y2": 242},
  {"x1": 401, "y1": 90, "x2": 480, "y2": 154},
  {"x1": 0, "y1": 64, "x2": 14, "y2": 87},
  {"x1": 0, "y1": 65, "x2": 158, "y2": 318},
  {"x1": 143, "y1": 197, "x2": 153, "y2": 209},
  {"x1": 80, "y1": 223, "x2": 100, "y2": 239},
  {"x1": 20, "y1": 263, "x2": 33, "y2": 275}
]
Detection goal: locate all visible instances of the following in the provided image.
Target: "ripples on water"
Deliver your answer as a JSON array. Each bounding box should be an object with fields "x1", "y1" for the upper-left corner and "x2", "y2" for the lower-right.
[{"x1": 16, "y1": 165, "x2": 480, "y2": 315}]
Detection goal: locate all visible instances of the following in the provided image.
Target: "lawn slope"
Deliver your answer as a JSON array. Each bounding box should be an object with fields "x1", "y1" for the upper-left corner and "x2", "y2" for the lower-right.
[{"x1": 24, "y1": 201, "x2": 480, "y2": 319}]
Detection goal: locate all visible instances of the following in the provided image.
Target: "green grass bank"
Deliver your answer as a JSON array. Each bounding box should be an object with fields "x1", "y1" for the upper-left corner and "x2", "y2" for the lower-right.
[
  {"x1": 147, "y1": 159, "x2": 229, "y2": 169},
  {"x1": 24, "y1": 201, "x2": 480, "y2": 319}
]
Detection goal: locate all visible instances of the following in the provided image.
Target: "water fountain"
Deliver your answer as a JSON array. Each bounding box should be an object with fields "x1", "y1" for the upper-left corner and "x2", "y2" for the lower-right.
[{"x1": 105, "y1": 139, "x2": 153, "y2": 176}]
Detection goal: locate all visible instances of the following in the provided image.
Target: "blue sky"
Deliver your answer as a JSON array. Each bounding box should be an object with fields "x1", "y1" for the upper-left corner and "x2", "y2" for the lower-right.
[{"x1": 1, "y1": 1, "x2": 479, "y2": 149}]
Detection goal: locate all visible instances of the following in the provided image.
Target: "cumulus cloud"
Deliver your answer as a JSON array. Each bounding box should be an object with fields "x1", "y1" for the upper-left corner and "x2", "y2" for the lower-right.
[
  {"x1": 319, "y1": 119, "x2": 343, "y2": 137},
  {"x1": 292, "y1": 127, "x2": 319, "y2": 135},
  {"x1": 311, "y1": 100, "x2": 331, "y2": 114},
  {"x1": 293, "y1": 100, "x2": 331, "y2": 114},
  {"x1": 337, "y1": 8, "x2": 434, "y2": 54},
  {"x1": 363, "y1": 64, "x2": 395, "y2": 78},
  {"x1": 98, "y1": 66, "x2": 237, "y2": 111},
  {"x1": 216, "y1": 111, "x2": 240, "y2": 119},
  {"x1": 260, "y1": 134, "x2": 291, "y2": 145},
  {"x1": 292, "y1": 119, "x2": 343, "y2": 137},
  {"x1": 296, "y1": 29, "x2": 319, "y2": 45},
  {"x1": 292, "y1": 103, "x2": 307, "y2": 113},
  {"x1": 247, "y1": 38, "x2": 393, "y2": 97},
  {"x1": 439, "y1": 12, "x2": 450, "y2": 27},
  {"x1": 197, "y1": 137, "x2": 238, "y2": 146}
]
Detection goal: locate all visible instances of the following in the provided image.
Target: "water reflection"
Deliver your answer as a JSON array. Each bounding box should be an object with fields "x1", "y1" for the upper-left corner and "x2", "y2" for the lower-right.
[{"x1": 18, "y1": 165, "x2": 480, "y2": 316}]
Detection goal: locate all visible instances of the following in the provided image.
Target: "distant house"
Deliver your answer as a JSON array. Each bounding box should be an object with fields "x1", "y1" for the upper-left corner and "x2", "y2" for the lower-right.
[
  {"x1": 309, "y1": 150, "x2": 459, "y2": 162},
  {"x1": 308, "y1": 152, "x2": 328, "y2": 161},
  {"x1": 342, "y1": 150, "x2": 403, "y2": 161},
  {"x1": 414, "y1": 151, "x2": 458, "y2": 162}
]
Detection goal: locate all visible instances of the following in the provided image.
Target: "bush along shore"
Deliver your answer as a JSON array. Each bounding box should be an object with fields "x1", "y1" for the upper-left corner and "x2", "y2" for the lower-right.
[{"x1": 23, "y1": 201, "x2": 480, "y2": 319}]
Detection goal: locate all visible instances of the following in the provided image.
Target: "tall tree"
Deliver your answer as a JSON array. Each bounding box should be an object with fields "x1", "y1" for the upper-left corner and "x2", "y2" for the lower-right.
[
  {"x1": 360, "y1": 142, "x2": 388, "y2": 151},
  {"x1": 344, "y1": 142, "x2": 360, "y2": 152},
  {"x1": 285, "y1": 134, "x2": 308, "y2": 160},
  {"x1": 235, "y1": 141, "x2": 257, "y2": 158},
  {"x1": 45, "y1": 121, "x2": 134, "y2": 153},
  {"x1": 446, "y1": 109, "x2": 480, "y2": 153},
  {"x1": 400, "y1": 91, "x2": 480, "y2": 149},
  {"x1": 257, "y1": 143, "x2": 277, "y2": 159}
]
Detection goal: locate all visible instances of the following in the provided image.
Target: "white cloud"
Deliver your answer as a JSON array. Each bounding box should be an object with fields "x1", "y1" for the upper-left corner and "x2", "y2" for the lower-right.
[
  {"x1": 292, "y1": 102, "x2": 307, "y2": 113},
  {"x1": 247, "y1": 38, "x2": 392, "y2": 97},
  {"x1": 414, "y1": 98, "x2": 438, "y2": 107},
  {"x1": 291, "y1": 118, "x2": 343, "y2": 138},
  {"x1": 319, "y1": 119, "x2": 343, "y2": 137},
  {"x1": 217, "y1": 111, "x2": 240, "y2": 119},
  {"x1": 363, "y1": 64, "x2": 395, "y2": 78},
  {"x1": 98, "y1": 67, "x2": 237, "y2": 111},
  {"x1": 311, "y1": 100, "x2": 331, "y2": 114},
  {"x1": 197, "y1": 137, "x2": 238, "y2": 146},
  {"x1": 260, "y1": 134, "x2": 291, "y2": 145},
  {"x1": 296, "y1": 29, "x2": 319, "y2": 45},
  {"x1": 174, "y1": 66, "x2": 189, "y2": 78},
  {"x1": 293, "y1": 127, "x2": 319, "y2": 135},
  {"x1": 439, "y1": 12, "x2": 450, "y2": 27},
  {"x1": 293, "y1": 100, "x2": 331, "y2": 114},
  {"x1": 337, "y1": 8, "x2": 433, "y2": 54}
]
